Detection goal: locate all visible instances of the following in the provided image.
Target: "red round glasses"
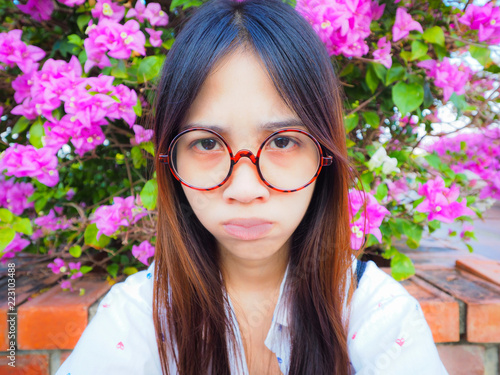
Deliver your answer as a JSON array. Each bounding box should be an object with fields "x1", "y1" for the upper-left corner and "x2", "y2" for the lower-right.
[{"x1": 158, "y1": 127, "x2": 333, "y2": 193}]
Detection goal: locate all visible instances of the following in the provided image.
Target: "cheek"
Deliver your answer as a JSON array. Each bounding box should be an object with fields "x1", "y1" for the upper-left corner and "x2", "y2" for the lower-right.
[
  {"x1": 277, "y1": 184, "x2": 316, "y2": 225},
  {"x1": 181, "y1": 187, "x2": 217, "y2": 223}
]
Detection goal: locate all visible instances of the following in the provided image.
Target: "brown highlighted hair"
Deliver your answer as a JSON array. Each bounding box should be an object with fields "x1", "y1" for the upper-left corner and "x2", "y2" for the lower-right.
[{"x1": 152, "y1": 0, "x2": 365, "y2": 373}]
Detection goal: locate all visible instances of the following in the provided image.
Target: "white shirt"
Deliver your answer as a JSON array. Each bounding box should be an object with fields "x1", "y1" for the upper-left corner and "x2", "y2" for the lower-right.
[{"x1": 56, "y1": 258, "x2": 448, "y2": 374}]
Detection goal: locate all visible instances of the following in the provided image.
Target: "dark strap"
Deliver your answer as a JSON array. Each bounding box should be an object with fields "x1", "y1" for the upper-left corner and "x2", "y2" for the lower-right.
[{"x1": 356, "y1": 259, "x2": 367, "y2": 286}]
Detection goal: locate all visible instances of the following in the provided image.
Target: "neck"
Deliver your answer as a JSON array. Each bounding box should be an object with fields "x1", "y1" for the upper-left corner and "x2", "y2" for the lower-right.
[{"x1": 218, "y1": 240, "x2": 290, "y2": 296}]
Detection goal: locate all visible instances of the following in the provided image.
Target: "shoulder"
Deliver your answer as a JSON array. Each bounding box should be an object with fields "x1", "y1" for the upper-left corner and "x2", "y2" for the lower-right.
[
  {"x1": 347, "y1": 260, "x2": 448, "y2": 375},
  {"x1": 56, "y1": 262, "x2": 162, "y2": 375}
]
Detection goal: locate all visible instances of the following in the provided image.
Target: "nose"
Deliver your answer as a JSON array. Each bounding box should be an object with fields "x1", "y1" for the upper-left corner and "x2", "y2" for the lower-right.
[{"x1": 222, "y1": 150, "x2": 270, "y2": 203}]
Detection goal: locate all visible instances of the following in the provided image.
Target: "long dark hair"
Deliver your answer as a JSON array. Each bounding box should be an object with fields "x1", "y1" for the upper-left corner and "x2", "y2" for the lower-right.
[{"x1": 152, "y1": 0, "x2": 364, "y2": 373}]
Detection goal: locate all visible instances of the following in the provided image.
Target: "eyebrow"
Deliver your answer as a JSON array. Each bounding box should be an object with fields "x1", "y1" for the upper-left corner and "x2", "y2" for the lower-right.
[{"x1": 178, "y1": 119, "x2": 307, "y2": 133}]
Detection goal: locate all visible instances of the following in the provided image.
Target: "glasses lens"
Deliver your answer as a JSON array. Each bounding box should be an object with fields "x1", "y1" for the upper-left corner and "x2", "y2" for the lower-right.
[
  {"x1": 170, "y1": 130, "x2": 231, "y2": 189},
  {"x1": 170, "y1": 130, "x2": 321, "y2": 190},
  {"x1": 259, "y1": 131, "x2": 320, "y2": 190}
]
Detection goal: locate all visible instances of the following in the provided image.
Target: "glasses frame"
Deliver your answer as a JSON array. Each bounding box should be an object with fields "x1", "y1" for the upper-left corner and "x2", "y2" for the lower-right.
[{"x1": 158, "y1": 127, "x2": 333, "y2": 193}]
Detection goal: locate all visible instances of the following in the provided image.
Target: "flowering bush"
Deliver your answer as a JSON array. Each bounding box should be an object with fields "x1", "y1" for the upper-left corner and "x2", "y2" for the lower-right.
[{"x1": 0, "y1": 0, "x2": 499, "y2": 290}]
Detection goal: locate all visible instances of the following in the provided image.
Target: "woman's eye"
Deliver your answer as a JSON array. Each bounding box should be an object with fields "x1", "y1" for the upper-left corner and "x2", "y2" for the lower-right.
[
  {"x1": 269, "y1": 137, "x2": 298, "y2": 150},
  {"x1": 193, "y1": 138, "x2": 222, "y2": 151}
]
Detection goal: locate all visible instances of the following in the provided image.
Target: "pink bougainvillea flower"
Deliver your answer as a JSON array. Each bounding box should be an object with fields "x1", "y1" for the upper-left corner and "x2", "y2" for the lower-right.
[
  {"x1": 415, "y1": 176, "x2": 475, "y2": 223},
  {"x1": 144, "y1": 3, "x2": 169, "y2": 26},
  {"x1": 91, "y1": 0, "x2": 125, "y2": 22},
  {"x1": 90, "y1": 195, "x2": 147, "y2": 240},
  {"x1": 423, "y1": 125, "x2": 500, "y2": 201},
  {"x1": 132, "y1": 240, "x2": 155, "y2": 266},
  {"x1": 126, "y1": 0, "x2": 147, "y2": 23},
  {"x1": 145, "y1": 28, "x2": 163, "y2": 47},
  {"x1": 392, "y1": 7, "x2": 423, "y2": 42},
  {"x1": 386, "y1": 177, "x2": 410, "y2": 203},
  {"x1": 0, "y1": 233, "x2": 30, "y2": 264},
  {"x1": 87, "y1": 74, "x2": 115, "y2": 94},
  {"x1": 60, "y1": 280, "x2": 74, "y2": 291},
  {"x1": 58, "y1": 0, "x2": 86, "y2": 6},
  {"x1": 417, "y1": 58, "x2": 471, "y2": 102},
  {"x1": 372, "y1": 36, "x2": 392, "y2": 68},
  {"x1": 459, "y1": 4, "x2": 500, "y2": 44},
  {"x1": 69, "y1": 262, "x2": 83, "y2": 279},
  {"x1": 35, "y1": 209, "x2": 72, "y2": 232},
  {"x1": 16, "y1": 0, "x2": 54, "y2": 22},
  {"x1": 0, "y1": 30, "x2": 45, "y2": 74},
  {"x1": 296, "y1": 0, "x2": 384, "y2": 58},
  {"x1": 107, "y1": 84, "x2": 138, "y2": 127},
  {"x1": 348, "y1": 190, "x2": 390, "y2": 250},
  {"x1": 48, "y1": 258, "x2": 66, "y2": 274},
  {"x1": 0, "y1": 176, "x2": 35, "y2": 215},
  {"x1": 0, "y1": 144, "x2": 59, "y2": 187},
  {"x1": 132, "y1": 124, "x2": 154, "y2": 144},
  {"x1": 83, "y1": 18, "x2": 145, "y2": 72}
]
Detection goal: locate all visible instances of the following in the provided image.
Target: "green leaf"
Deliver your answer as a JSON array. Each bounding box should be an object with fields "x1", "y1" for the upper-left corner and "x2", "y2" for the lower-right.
[
  {"x1": 405, "y1": 221, "x2": 423, "y2": 247},
  {"x1": 133, "y1": 96, "x2": 142, "y2": 117},
  {"x1": 84, "y1": 223, "x2": 111, "y2": 249},
  {"x1": 140, "y1": 179, "x2": 158, "y2": 210},
  {"x1": 162, "y1": 39, "x2": 175, "y2": 50},
  {"x1": 339, "y1": 63, "x2": 354, "y2": 78},
  {"x1": 391, "y1": 252, "x2": 416, "y2": 281},
  {"x1": 169, "y1": 0, "x2": 203, "y2": 11},
  {"x1": 386, "y1": 65, "x2": 406, "y2": 85},
  {"x1": 365, "y1": 65, "x2": 379, "y2": 93},
  {"x1": 374, "y1": 183, "x2": 388, "y2": 201},
  {"x1": 107, "y1": 263, "x2": 119, "y2": 279},
  {"x1": 77, "y1": 14, "x2": 91, "y2": 32},
  {"x1": 34, "y1": 196, "x2": 48, "y2": 213},
  {"x1": 424, "y1": 152, "x2": 442, "y2": 170},
  {"x1": 0, "y1": 209, "x2": 13, "y2": 223},
  {"x1": 362, "y1": 111, "x2": 380, "y2": 128},
  {"x1": 450, "y1": 93, "x2": 466, "y2": 113},
  {"x1": 68, "y1": 34, "x2": 83, "y2": 47},
  {"x1": 469, "y1": 45, "x2": 491, "y2": 66},
  {"x1": 344, "y1": 113, "x2": 359, "y2": 133},
  {"x1": 69, "y1": 245, "x2": 82, "y2": 258},
  {"x1": 413, "y1": 212, "x2": 427, "y2": 223},
  {"x1": 12, "y1": 217, "x2": 33, "y2": 236},
  {"x1": 131, "y1": 146, "x2": 147, "y2": 169},
  {"x1": 360, "y1": 171, "x2": 374, "y2": 192},
  {"x1": 140, "y1": 141, "x2": 155, "y2": 156},
  {"x1": 428, "y1": 219, "x2": 441, "y2": 233},
  {"x1": 12, "y1": 116, "x2": 30, "y2": 134},
  {"x1": 111, "y1": 59, "x2": 128, "y2": 79},
  {"x1": 123, "y1": 266, "x2": 138, "y2": 275},
  {"x1": 392, "y1": 82, "x2": 424, "y2": 115},
  {"x1": 371, "y1": 63, "x2": 387, "y2": 84},
  {"x1": 29, "y1": 119, "x2": 45, "y2": 149},
  {"x1": 433, "y1": 44, "x2": 447, "y2": 61},
  {"x1": 80, "y1": 265, "x2": 92, "y2": 274},
  {"x1": 400, "y1": 51, "x2": 412, "y2": 62},
  {"x1": 0, "y1": 227, "x2": 16, "y2": 253},
  {"x1": 137, "y1": 56, "x2": 164, "y2": 83},
  {"x1": 410, "y1": 40, "x2": 428, "y2": 61},
  {"x1": 346, "y1": 138, "x2": 355, "y2": 148},
  {"x1": 423, "y1": 26, "x2": 445, "y2": 47}
]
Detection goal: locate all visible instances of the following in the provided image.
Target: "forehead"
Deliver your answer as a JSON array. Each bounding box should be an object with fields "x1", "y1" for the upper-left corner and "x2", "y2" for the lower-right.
[{"x1": 179, "y1": 48, "x2": 307, "y2": 139}]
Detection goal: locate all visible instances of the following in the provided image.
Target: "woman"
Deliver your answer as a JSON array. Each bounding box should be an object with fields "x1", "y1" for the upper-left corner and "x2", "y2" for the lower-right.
[{"x1": 57, "y1": 0, "x2": 448, "y2": 374}]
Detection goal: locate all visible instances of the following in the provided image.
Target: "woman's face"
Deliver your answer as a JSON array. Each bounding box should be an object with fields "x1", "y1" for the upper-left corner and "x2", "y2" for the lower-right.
[{"x1": 179, "y1": 48, "x2": 317, "y2": 262}]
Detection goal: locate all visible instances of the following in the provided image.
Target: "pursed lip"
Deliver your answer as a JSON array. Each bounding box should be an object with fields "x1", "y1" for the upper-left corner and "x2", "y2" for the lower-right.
[{"x1": 222, "y1": 218, "x2": 272, "y2": 227}]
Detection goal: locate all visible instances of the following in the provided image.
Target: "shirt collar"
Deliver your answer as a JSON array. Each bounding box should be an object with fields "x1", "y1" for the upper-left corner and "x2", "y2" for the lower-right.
[{"x1": 272, "y1": 261, "x2": 291, "y2": 328}]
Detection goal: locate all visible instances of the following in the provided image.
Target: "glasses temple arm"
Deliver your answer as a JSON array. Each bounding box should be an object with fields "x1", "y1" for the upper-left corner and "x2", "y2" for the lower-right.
[
  {"x1": 159, "y1": 154, "x2": 169, "y2": 164},
  {"x1": 322, "y1": 156, "x2": 333, "y2": 166}
]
